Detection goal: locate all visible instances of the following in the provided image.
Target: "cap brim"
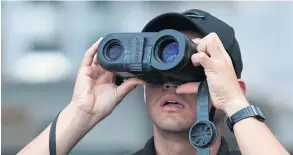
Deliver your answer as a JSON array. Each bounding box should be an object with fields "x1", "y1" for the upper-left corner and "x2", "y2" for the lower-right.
[{"x1": 142, "y1": 12, "x2": 202, "y2": 33}]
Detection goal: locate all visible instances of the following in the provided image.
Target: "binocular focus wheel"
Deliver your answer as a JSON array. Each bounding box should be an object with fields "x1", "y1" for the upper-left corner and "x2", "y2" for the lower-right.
[{"x1": 189, "y1": 120, "x2": 217, "y2": 149}]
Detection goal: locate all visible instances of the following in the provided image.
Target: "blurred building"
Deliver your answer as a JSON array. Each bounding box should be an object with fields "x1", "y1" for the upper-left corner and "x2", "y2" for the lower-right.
[{"x1": 1, "y1": 1, "x2": 293, "y2": 155}]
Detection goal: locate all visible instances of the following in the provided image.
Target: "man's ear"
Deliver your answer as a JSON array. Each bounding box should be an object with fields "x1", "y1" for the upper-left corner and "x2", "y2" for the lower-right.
[{"x1": 238, "y1": 79, "x2": 246, "y2": 94}]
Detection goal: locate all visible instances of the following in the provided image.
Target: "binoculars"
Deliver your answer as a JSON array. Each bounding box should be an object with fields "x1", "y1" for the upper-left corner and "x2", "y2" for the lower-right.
[{"x1": 97, "y1": 29, "x2": 205, "y2": 85}]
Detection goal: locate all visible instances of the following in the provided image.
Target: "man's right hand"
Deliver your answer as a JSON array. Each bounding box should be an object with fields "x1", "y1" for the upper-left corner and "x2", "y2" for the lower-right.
[
  {"x1": 17, "y1": 38, "x2": 145, "y2": 155},
  {"x1": 71, "y1": 38, "x2": 145, "y2": 127}
]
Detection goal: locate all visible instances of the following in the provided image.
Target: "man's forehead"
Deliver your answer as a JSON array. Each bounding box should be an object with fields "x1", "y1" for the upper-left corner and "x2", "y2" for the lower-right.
[{"x1": 180, "y1": 30, "x2": 203, "y2": 39}]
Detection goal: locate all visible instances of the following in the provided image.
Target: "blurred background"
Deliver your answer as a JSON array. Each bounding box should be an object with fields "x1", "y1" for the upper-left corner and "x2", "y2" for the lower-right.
[{"x1": 1, "y1": 1, "x2": 293, "y2": 155}]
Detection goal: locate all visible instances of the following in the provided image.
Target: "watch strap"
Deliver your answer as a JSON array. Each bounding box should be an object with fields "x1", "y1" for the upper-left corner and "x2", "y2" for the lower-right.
[{"x1": 227, "y1": 105, "x2": 265, "y2": 132}]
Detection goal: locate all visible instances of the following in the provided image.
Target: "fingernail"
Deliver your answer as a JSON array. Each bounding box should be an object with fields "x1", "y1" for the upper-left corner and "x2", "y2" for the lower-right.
[
  {"x1": 138, "y1": 80, "x2": 145, "y2": 84},
  {"x1": 95, "y1": 37, "x2": 103, "y2": 44},
  {"x1": 191, "y1": 54, "x2": 196, "y2": 61},
  {"x1": 98, "y1": 37, "x2": 103, "y2": 42},
  {"x1": 192, "y1": 38, "x2": 201, "y2": 43}
]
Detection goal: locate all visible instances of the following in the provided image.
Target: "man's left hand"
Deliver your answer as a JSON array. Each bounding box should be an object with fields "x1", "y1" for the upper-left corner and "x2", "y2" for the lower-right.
[{"x1": 176, "y1": 33, "x2": 249, "y2": 116}]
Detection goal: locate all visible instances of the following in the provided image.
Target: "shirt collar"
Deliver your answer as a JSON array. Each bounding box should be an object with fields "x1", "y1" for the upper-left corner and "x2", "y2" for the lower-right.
[{"x1": 142, "y1": 136, "x2": 230, "y2": 155}]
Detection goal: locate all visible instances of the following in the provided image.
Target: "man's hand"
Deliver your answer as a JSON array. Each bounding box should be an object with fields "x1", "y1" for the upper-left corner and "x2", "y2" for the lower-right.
[
  {"x1": 71, "y1": 38, "x2": 145, "y2": 126},
  {"x1": 176, "y1": 33, "x2": 249, "y2": 116},
  {"x1": 17, "y1": 38, "x2": 145, "y2": 155}
]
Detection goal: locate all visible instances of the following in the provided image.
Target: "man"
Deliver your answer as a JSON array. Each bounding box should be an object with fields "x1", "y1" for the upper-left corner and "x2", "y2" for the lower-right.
[{"x1": 18, "y1": 9, "x2": 289, "y2": 155}]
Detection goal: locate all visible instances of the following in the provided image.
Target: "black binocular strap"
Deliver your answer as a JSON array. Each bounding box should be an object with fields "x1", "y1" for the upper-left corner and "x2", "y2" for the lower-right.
[
  {"x1": 49, "y1": 110, "x2": 62, "y2": 155},
  {"x1": 209, "y1": 106, "x2": 216, "y2": 122},
  {"x1": 198, "y1": 80, "x2": 216, "y2": 122}
]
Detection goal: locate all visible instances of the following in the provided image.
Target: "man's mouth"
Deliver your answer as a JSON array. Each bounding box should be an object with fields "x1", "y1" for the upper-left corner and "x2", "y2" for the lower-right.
[{"x1": 162, "y1": 100, "x2": 184, "y2": 108}]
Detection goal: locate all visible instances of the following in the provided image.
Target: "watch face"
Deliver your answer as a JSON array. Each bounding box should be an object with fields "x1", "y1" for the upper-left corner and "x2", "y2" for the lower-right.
[
  {"x1": 252, "y1": 105, "x2": 265, "y2": 122},
  {"x1": 259, "y1": 108, "x2": 265, "y2": 117},
  {"x1": 255, "y1": 106, "x2": 265, "y2": 120}
]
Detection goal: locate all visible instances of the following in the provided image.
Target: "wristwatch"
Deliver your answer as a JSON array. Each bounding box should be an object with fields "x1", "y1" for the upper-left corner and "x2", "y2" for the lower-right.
[{"x1": 226, "y1": 104, "x2": 265, "y2": 132}]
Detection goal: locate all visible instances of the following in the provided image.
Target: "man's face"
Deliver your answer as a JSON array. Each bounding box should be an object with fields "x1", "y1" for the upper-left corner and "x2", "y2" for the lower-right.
[{"x1": 144, "y1": 31, "x2": 202, "y2": 133}]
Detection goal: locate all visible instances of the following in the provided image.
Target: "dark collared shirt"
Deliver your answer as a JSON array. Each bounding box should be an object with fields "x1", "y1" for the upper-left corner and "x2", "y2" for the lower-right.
[{"x1": 129, "y1": 137, "x2": 241, "y2": 155}]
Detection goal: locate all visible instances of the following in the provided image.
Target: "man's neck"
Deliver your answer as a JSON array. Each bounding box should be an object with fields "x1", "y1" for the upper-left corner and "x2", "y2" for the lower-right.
[{"x1": 153, "y1": 127, "x2": 222, "y2": 155}]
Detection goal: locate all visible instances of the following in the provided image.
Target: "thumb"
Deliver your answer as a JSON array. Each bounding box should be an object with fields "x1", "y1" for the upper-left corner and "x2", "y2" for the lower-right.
[
  {"x1": 116, "y1": 78, "x2": 145, "y2": 101},
  {"x1": 191, "y1": 52, "x2": 213, "y2": 69}
]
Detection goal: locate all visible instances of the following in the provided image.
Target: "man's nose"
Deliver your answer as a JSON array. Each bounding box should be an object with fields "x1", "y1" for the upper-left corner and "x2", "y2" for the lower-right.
[{"x1": 163, "y1": 82, "x2": 178, "y2": 90}]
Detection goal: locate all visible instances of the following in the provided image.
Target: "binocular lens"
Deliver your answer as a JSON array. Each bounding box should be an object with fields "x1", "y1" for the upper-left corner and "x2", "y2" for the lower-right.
[
  {"x1": 157, "y1": 38, "x2": 179, "y2": 63},
  {"x1": 159, "y1": 41, "x2": 179, "y2": 63},
  {"x1": 106, "y1": 41, "x2": 122, "y2": 61}
]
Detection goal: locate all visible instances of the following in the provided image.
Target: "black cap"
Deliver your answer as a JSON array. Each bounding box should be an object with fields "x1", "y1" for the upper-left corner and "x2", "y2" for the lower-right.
[{"x1": 142, "y1": 9, "x2": 243, "y2": 78}]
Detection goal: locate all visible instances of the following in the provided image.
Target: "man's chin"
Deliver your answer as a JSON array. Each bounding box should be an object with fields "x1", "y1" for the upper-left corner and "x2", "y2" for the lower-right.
[{"x1": 154, "y1": 116, "x2": 193, "y2": 133}]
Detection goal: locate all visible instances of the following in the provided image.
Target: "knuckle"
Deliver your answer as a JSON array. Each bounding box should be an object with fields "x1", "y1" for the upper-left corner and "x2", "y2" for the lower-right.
[
  {"x1": 77, "y1": 67, "x2": 86, "y2": 76},
  {"x1": 114, "y1": 88, "x2": 119, "y2": 102},
  {"x1": 211, "y1": 37, "x2": 218, "y2": 44},
  {"x1": 196, "y1": 44, "x2": 205, "y2": 51},
  {"x1": 90, "y1": 43, "x2": 97, "y2": 49},
  {"x1": 83, "y1": 53, "x2": 89, "y2": 60},
  {"x1": 207, "y1": 38, "x2": 214, "y2": 45},
  {"x1": 199, "y1": 52, "x2": 206, "y2": 59},
  {"x1": 214, "y1": 59, "x2": 223, "y2": 67},
  {"x1": 198, "y1": 53, "x2": 207, "y2": 62},
  {"x1": 85, "y1": 50, "x2": 91, "y2": 56},
  {"x1": 81, "y1": 67, "x2": 92, "y2": 75}
]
